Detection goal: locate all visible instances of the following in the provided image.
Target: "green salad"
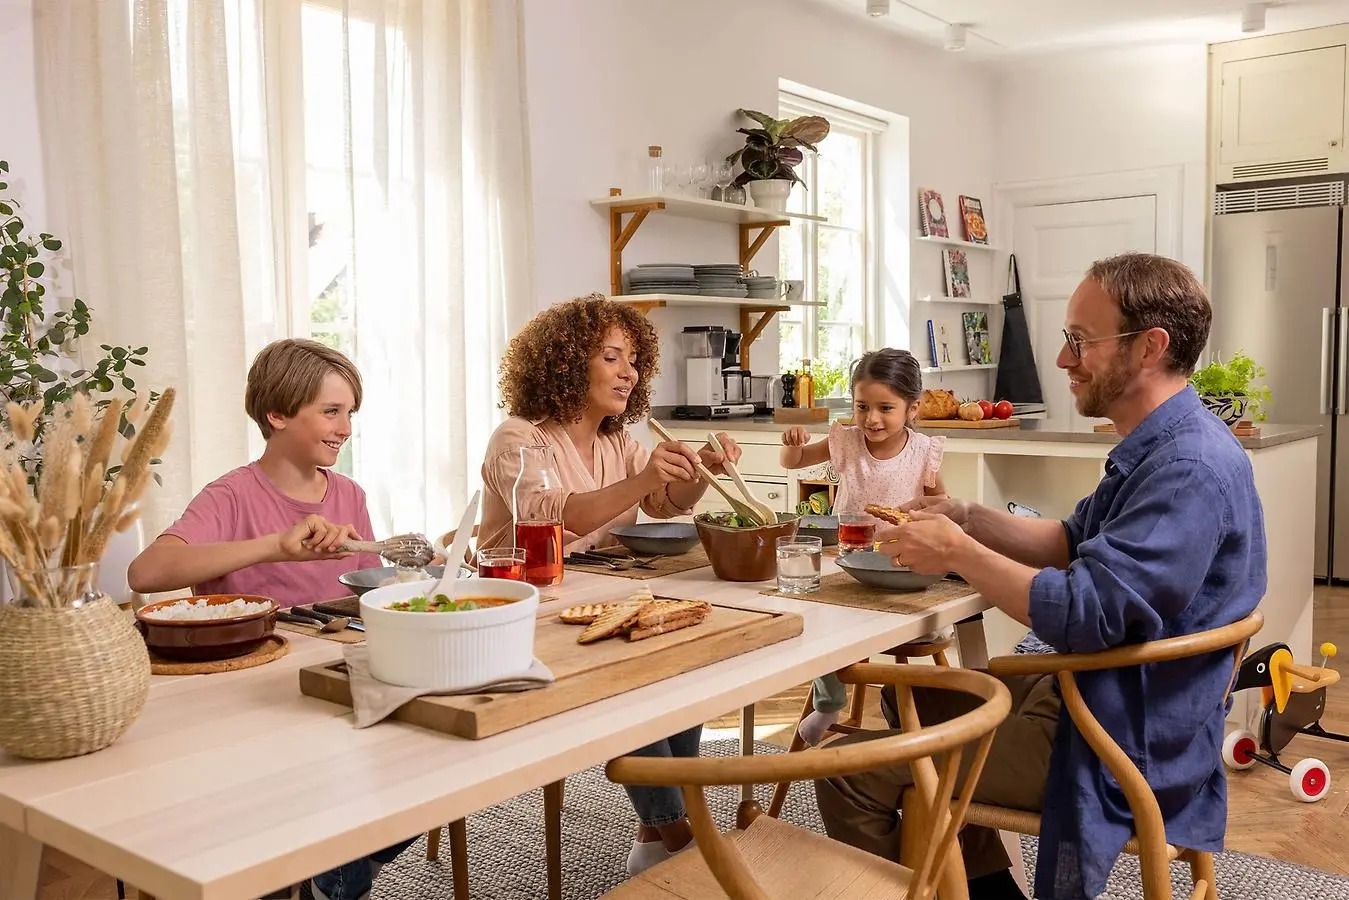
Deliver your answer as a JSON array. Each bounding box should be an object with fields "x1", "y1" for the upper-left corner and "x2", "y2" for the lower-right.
[
  {"x1": 702, "y1": 511, "x2": 775, "y2": 529},
  {"x1": 389, "y1": 594, "x2": 479, "y2": 612}
]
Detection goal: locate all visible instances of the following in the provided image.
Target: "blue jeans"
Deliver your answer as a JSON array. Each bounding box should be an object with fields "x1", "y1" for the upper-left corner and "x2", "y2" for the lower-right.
[
  {"x1": 621, "y1": 724, "x2": 702, "y2": 827},
  {"x1": 310, "y1": 838, "x2": 415, "y2": 900}
]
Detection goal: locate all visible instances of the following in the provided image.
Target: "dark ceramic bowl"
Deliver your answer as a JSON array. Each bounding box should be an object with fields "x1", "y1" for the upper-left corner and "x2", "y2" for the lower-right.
[
  {"x1": 608, "y1": 522, "x2": 700, "y2": 556},
  {"x1": 835, "y1": 551, "x2": 944, "y2": 592},
  {"x1": 135, "y1": 594, "x2": 278, "y2": 661},
  {"x1": 796, "y1": 515, "x2": 839, "y2": 546},
  {"x1": 694, "y1": 511, "x2": 800, "y2": 582},
  {"x1": 338, "y1": 565, "x2": 447, "y2": 598}
]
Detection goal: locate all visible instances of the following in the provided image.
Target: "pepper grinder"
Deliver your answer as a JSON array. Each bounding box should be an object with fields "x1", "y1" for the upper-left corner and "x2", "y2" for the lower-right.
[{"x1": 780, "y1": 372, "x2": 798, "y2": 408}]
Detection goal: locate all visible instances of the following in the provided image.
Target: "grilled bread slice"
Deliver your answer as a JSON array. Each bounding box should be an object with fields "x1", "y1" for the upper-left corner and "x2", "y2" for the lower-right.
[
  {"x1": 864, "y1": 504, "x2": 912, "y2": 526},
  {"x1": 577, "y1": 602, "x2": 643, "y2": 644},
  {"x1": 559, "y1": 603, "x2": 615, "y2": 625}
]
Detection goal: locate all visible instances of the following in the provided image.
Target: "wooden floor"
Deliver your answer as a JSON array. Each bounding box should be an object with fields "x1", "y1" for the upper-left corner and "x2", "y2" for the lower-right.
[{"x1": 35, "y1": 587, "x2": 1349, "y2": 897}]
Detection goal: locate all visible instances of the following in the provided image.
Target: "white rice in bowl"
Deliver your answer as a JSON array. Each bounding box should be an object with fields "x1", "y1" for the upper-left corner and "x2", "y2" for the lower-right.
[{"x1": 142, "y1": 597, "x2": 273, "y2": 621}]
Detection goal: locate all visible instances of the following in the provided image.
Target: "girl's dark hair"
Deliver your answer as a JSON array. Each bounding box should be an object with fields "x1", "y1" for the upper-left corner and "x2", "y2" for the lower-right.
[{"x1": 850, "y1": 348, "x2": 923, "y2": 404}]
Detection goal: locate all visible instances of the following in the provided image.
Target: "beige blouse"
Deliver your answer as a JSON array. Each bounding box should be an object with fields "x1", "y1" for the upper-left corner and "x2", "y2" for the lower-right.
[{"x1": 479, "y1": 417, "x2": 692, "y2": 554}]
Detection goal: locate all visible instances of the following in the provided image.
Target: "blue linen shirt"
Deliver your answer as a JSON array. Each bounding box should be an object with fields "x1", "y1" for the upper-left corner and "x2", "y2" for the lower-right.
[{"x1": 1027, "y1": 387, "x2": 1267, "y2": 899}]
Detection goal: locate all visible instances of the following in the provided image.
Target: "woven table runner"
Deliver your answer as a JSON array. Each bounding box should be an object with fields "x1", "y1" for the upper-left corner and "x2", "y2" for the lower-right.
[
  {"x1": 564, "y1": 546, "x2": 711, "y2": 580},
  {"x1": 761, "y1": 572, "x2": 976, "y2": 614}
]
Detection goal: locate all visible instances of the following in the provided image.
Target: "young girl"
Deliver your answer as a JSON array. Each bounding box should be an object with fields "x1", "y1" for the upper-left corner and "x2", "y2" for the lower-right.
[{"x1": 781, "y1": 348, "x2": 948, "y2": 745}]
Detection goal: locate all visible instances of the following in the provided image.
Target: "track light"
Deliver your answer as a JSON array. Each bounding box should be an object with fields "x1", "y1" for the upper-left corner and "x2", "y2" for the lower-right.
[
  {"x1": 1242, "y1": 2, "x2": 1266, "y2": 33},
  {"x1": 945, "y1": 23, "x2": 967, "y2": 51},
  {"x1": 867, "y1": 0, "x2": 888, "y2": 16}
]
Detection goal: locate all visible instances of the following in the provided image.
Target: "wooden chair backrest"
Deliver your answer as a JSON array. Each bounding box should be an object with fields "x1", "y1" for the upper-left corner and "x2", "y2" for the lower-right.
[
  {"x1": 437, "y1": 525, "x2": 481, "y2": 565},
  {"x1": 606, "y1": 663, "x2": 1012, "y2": 900}
]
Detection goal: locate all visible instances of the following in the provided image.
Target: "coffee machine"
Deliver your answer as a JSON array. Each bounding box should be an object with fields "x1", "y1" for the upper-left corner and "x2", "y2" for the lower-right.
[{"x1": 673, "y1": 326, "x2": 757, "y2": 419}]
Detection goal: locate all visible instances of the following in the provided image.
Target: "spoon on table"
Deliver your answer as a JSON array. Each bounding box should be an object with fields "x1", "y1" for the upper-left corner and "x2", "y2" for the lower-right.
[
  {"x1": 706, "y1": 431, "x2": 775, "y2": 526},
  {"x1": 277, "y1": 610, "x2": 352, "y2": 633},
  {"x1": 647, "y1": 420, "x2": 764, "y2": 524}
]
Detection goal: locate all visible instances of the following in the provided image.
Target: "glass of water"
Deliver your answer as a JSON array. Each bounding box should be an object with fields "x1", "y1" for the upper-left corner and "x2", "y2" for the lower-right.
[{"x1": 776, "y1": 535, "x2": 823, "y2": 593}]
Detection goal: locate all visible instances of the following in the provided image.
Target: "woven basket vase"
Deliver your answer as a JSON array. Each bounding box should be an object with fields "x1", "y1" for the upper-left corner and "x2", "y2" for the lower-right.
[{"x1": 0, "y1": 593, "x2": 151, "y2": 759}]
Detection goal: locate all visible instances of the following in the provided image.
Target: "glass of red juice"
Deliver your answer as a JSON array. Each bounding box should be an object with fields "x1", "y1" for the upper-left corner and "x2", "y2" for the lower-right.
[
  {"x1": 837, "y1": 514, "x2": 877, "y2": 555},
  {"x1": 515, "y1": 520, "x2": 564, "y2": 586},
  {"x1": 477, "y1": 547, "x2": 527, "y2": 581}
]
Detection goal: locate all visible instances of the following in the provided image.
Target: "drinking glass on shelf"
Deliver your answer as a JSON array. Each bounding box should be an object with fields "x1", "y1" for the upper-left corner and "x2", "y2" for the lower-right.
[
  {"x1": 776, "y1": 535, "x2": 823, "y2": 593},
  {"x1": 477, "y1": 547, "x2": 527, "y2": 581},
  {"x1": 837, "y1": 514, "x2": 877, "y2": 555},
  {"x1": 691, "y1": 161, "x2": 714, "y2": 199}
]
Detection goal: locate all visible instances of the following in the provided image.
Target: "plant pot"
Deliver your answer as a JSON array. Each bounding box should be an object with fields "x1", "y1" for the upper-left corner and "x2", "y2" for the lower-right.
[
  {"x1": 0, "y1": 563, "x2": 151, "y2": 759},
  {"x1": 1200, "y1": 393, "x2": 1248, "y2": 426},
  {"x1": 747, "y1": 179, "x2": 794, "y2": 212}
]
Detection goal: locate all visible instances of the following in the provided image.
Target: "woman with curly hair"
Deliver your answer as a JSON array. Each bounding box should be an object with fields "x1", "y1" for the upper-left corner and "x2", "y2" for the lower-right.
[{"x1": 479, "y1": 293, "x2": 740, "y2": 876}]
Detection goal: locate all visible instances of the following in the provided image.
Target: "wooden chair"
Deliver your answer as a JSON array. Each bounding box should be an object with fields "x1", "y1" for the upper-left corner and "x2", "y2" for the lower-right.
[
  {"x1": 766, "y1": 631, "x2": 955, "y2": 818},
  {"x1": 602, "y1": 662, "x2": 1012, "y2": 900},
  {"x1": 423, "y1": 523, "x2": 564, "y2": 900},
  {"x1": 914, "y1": 610, "x2": 1265, "y2": 900}
]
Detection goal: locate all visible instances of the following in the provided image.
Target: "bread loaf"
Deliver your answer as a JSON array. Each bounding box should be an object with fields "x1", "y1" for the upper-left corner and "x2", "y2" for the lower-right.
[{"x1": 917, "y1": 389, "x2": 960, "y2": 420}]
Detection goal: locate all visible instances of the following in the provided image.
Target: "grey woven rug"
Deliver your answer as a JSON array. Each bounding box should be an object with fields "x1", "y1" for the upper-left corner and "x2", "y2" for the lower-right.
[{"x1": 367, "y1": 739, "x2": 1349, "y2": 900}]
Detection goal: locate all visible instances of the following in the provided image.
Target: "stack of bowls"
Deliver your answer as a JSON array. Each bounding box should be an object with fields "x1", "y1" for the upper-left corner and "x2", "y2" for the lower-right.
[
  {"x1": 744, "y1": 275, "x2": 781, "y2": 300},
  {"x1": 693, "y1": 264, "x2": 747, "y2": 298}
]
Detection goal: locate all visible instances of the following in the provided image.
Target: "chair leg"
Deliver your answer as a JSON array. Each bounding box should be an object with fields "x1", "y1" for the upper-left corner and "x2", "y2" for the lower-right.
[
  {"x1": 1187, "y1": 850, "x2": 1217, "y2": 900},
  {"x1": 426, "y1": 825, "x2": 442, "y2": 860},
  {"x1": 544, "y1": 780, "x2": 564, "y2": 900},
  {"x1": 448, "y1": 818, "x2": 470, "y2": 900},
  {"x1": 767, "y1": 690, "x2": 816, "y2": 818},
  {"x1": 117, "y1": 881, "x2": 126, "y2": 900},
  {"x1": 842, "y1": 681, "x2": 868, "y2": 728},
  {"x1": 934, "y1": 649, "x2": 950, "y2": 667}
]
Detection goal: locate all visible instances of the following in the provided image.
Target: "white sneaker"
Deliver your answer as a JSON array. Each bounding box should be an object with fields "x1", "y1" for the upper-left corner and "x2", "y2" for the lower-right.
[
  {"x1": 799, "y1": 709, "x2": 841, "y2": 746},
  {"x1": 626, "y1": 839, "x2": 672, "y2": 876}
]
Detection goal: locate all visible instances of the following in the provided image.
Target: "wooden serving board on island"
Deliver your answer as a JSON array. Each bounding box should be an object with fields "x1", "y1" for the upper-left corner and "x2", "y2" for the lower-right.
[
  {"x1": 916, "y1": 417, "x2": 1021, "y2": 429},
  {"x1": 298, "y1": 600, "x2": 803, "y2": 739}
]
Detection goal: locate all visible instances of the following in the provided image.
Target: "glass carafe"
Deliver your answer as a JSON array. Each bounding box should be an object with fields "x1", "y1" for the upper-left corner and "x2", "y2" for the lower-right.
[{"x1": 512, "y1": 445, "x2": 565, "y2": 586}]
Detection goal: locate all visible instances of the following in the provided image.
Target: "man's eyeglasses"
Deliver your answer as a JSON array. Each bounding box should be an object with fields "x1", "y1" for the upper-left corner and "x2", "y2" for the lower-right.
[{"x1": 1061, "y1": 329, "x2": 1148, "y2": 360}]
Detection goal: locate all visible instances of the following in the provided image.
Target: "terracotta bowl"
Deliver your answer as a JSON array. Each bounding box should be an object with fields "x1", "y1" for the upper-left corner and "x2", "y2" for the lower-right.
[
  {"x1": 135, "y1": 594, "x2": 279, "y2": 662},
  {"x1": 694, "y1": 511, "x2": 800, "y2": 582}
]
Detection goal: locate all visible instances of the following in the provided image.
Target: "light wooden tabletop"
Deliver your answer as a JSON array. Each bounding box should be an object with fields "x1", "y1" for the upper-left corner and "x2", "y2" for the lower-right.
[{"x1": 0, "y1": 561, "x2": 988, "y2": 900}]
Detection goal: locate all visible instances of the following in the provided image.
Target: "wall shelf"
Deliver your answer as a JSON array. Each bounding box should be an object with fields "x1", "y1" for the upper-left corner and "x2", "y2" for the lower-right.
[
  {"x1": 593, "y1": 193, "x2": 824, "y2": 368},
  {"x1": 918, "y1": 294, "x2": 1000, "y2": 306},
  {"x1": 915, "y1": 235, "x2": 999, "y2": 252},
  {"x1": 920, "y1": 363, "x2": 998, "y2": 375}
]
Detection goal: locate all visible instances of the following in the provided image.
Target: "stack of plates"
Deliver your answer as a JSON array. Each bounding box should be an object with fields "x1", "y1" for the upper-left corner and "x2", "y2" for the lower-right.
[
  {"x1": 694, "y1": 264, "x2": 747, "y2": 298},
  {"x1": 743, "y1": 275, "x2": 781, "y2": 300},
  {"x1": 627, "y1": 264, "x2": 698, "y2": 295}
]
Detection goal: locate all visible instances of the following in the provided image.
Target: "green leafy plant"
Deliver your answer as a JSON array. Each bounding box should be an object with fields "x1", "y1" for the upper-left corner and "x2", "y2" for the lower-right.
[
  {"x1": 0, "y1": 159, "x2": 154, "y2": 482},
  {"x1": 725, "y1": 109, "x2": 830, "y2": 187},
  {"x1": 810, "y1": 359, "x2": 848, "y2": 399},
  {"x1": 1189, "y1": 350, "x2": 1272, "y2": 422}
]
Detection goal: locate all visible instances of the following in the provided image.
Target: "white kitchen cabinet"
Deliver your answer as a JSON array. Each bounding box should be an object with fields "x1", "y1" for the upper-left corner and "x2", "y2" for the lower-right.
[{"x1": 1211, "y1": 26, "x2": 1349, "y2": 182}]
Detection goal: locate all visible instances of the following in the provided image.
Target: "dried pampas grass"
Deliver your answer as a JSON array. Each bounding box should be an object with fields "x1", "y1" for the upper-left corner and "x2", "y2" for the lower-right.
[{"x1": 0, "y1": 389, "x2": 176, "y2": 607}]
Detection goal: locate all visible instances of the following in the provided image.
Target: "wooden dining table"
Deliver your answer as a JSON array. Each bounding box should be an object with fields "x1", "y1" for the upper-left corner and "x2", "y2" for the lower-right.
[{"x1": 0, "y1": 558, "x2": 991, "y2": 900}]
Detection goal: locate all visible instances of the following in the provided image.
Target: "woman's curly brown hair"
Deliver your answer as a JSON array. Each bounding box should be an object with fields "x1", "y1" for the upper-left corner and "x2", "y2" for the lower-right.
[{"x1": 498, "y1": 293, "x2": 661, "y2": 434}]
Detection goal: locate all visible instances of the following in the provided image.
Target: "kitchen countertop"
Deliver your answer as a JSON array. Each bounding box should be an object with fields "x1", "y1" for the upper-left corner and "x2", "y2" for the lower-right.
[{"x1": 652, "y1": 411, "x2": 1323, "y2": 451}]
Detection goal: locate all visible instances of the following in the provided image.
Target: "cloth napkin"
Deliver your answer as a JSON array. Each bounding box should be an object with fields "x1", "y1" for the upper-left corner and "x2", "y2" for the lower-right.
[{"x1": 341, "y1": 643, "x2": 555, "y2": 728}]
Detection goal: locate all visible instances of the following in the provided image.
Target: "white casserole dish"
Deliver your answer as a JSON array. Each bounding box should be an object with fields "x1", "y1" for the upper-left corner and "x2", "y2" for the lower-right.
[{"x1": 358, "y1": 578, "x2": 539, "y2": 690}]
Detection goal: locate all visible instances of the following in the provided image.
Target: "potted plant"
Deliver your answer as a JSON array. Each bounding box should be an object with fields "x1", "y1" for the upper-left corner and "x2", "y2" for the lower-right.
[
  {"x1": 725, "y1": 109, "x2": 830, "y2": 212},
  {"x1": 1190, "y1": 350, "x2": 1273, "y2": 425}
]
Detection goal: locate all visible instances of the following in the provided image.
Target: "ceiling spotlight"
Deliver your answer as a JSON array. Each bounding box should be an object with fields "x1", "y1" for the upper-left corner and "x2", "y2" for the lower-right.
[
  {"x1": 1242, "y1": 2, "x2": 1266, "y2": 33},
  {"x1": 867, "y1": 0, "x2": 888, "y2": 16},
  {"x1": 945, "y1": 23, "x2": 967, "y2": 51}
]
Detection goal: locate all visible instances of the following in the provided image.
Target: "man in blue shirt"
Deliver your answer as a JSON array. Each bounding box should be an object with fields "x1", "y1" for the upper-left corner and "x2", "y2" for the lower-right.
[{"x1": 815, "y1": 253, "x2": 1267, "y2": 900}]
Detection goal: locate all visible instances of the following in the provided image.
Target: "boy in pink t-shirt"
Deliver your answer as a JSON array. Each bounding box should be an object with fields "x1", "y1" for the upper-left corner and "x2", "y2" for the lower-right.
[{"x1": 128, "y1": 338, "x2": 381, "y2": 609}]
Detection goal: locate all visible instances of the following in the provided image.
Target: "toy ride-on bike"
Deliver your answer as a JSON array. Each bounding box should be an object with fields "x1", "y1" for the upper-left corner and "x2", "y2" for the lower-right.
[{"x1": 1223, "y1": 641, "x2": 1345, "y2": 802}]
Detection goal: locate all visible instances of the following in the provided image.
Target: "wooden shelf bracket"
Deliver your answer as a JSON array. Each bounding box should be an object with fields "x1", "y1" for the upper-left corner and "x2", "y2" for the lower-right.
[
  {"x1": 608, "y1": 201, "x2": 665, "y2": 295},
  {"x1": 739, "y1": 304, "x2": 790, "y2": 369},
  {"x1": 739, "y1": 221, "x2": 789, "y2": 273}
]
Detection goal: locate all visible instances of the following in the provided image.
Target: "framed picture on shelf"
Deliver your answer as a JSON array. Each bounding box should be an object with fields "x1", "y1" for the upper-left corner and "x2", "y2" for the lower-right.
[
  {"x1": 943, "y1": 248, "x2": 970, "y2": 298},
  {"x1": 961, "y1": 311, "x2": 992, "y2": 365},
  {"x1": 918, "y1": 189, "x2": 948, "y2": 238},
  {"x1": 959, "y1": 195, "x2": 988, "y2": 244}
]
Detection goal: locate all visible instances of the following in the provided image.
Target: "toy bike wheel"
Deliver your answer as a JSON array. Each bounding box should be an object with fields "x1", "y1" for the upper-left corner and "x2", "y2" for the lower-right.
[
  {"x1": 1290, "y1": 758, "x2": 1331, "y2": 802},
  {"x1": 1222, "y1": 729, "x2": 1259, "y2": 770}
]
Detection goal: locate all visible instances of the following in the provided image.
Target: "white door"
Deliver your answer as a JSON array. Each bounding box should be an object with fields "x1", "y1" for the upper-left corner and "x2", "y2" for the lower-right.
[{"x1": 1012, "y1": 196, "x2": 1158, "y2": 432}]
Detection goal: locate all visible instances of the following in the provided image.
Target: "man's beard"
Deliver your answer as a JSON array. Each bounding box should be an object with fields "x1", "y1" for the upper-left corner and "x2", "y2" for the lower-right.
[{"x1": 1075, "y1": 349, "x2": 1135, "y2": 418}]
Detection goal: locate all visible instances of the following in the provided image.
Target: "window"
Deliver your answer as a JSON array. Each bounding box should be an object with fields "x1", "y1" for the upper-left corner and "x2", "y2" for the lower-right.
[{"x1": 778, "y1": 94, "x2": 884, "y2": 399}]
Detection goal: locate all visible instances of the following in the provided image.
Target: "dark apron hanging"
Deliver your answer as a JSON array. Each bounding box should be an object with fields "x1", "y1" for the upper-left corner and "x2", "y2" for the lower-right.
[{"x1": 993, "y1": 254, "x2": 1045, "y2": 405}]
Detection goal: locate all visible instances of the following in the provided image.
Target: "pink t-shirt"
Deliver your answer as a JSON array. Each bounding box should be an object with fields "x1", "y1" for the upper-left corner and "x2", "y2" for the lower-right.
[
  {"x1": 161, "y1": 462, "x2": 381, "y2": 608},
  {"x1": 828, "y1": 422, "x2": 946, "y2": 520}
]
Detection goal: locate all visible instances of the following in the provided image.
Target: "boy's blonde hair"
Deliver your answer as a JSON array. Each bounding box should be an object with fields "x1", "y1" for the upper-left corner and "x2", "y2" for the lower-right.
[{"x1": 245, "y1": 339, "x2": 363, "y2": 439}]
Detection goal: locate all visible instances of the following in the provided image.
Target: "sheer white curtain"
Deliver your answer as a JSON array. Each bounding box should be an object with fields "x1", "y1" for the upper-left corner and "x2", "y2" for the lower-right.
[{"x1": 32, "y1": 0, "x2": 533, "y2": 540}]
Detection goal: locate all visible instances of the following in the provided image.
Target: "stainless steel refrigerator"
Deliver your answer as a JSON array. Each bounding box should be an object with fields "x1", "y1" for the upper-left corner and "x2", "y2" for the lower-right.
[{"x1": 1210, "y1": 201, "x2": 1343, "y2": 580}]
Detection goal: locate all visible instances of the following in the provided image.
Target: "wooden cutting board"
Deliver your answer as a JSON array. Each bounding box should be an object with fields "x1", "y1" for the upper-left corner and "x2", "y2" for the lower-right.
[
  {"x1": 298, "y1": 600, "x2": 803, "y2": 739},
  {"x1": 916, "y1": 417, "x2": 1020, "y2": 429}
]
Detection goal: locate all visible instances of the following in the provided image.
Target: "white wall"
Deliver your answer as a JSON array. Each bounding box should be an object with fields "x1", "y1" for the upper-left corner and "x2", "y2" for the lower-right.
[
  {"x1": 992, "y1": 43, "x2": 1210, "y2": 275},
  {"x1": 0, "y1": 0, "x2": 46, "y2": 226},
  {"x1": 521, "y1": 0, "x2": 998, "y2": 406}
]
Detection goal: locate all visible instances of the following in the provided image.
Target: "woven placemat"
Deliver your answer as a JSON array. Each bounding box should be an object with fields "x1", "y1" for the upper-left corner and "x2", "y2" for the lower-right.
[
  {"x1": 761, "y1": 572, "x2": 977, "y2": 613},
  {"x1": 149, "y1": 633, "x2": 290, "y2": 675},
  {"x1": 563, "y1": 546, "x2": 711, "y2": 580},
  {"x1": 276, "y1": 619, "x2": 366, "y2": 643}
]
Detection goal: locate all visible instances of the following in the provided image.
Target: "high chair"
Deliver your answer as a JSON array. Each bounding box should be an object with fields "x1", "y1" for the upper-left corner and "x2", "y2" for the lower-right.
[
  {"x1": 913, "y1": 610, "x2": 1264, "y2": 900},
  {"x1": 601, "y1": 662, "x2": 1011, "y2": 900}
]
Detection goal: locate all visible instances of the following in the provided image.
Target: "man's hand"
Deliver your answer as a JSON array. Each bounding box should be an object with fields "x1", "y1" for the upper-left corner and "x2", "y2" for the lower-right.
[
  {"x1": 699, "y1": 432, "x2": 742, "y2": 476},
  {"x1": 275, "y1": 515, "x2": 359, "y2": 562},
  {"x1": 875, "y1": 511, "x2": 971, "y2": 575},
  {"x1": 901, "y1": 495, "x2": 974, "y2": 528}
]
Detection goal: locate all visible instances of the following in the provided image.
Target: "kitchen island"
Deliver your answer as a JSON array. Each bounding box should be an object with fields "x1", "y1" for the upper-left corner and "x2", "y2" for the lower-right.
[{"x1": 656, "y1": 413, "x2": 1321, "y2": 725}]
